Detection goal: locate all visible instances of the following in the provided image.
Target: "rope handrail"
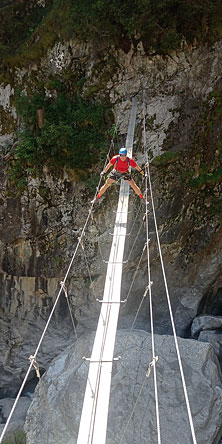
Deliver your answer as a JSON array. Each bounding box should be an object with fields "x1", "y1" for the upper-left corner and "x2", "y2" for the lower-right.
[
  {"x1": 143, "y1": 96, "x2": 162, "y2": 444},
  {"x1": 143, "y1": 94, "x2": 198, "y2": 444}
]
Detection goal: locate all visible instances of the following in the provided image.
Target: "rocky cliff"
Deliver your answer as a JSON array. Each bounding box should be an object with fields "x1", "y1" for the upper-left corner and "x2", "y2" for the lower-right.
[
  {"x1": 0, "y1": 2, "x2": 222, "y2": 440},
  {"x1": 25, "y1": 331, "x2": 222, "y2": 444}
]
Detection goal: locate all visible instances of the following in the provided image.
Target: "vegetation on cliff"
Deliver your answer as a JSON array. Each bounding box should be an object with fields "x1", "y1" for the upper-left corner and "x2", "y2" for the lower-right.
[
  {"x1": 0, "y1": 0, "x2": 53, "y2": 63},
  {"x1": 8, "y1": 84, "x2": 112, "y2": 188},
  {"x1": 70, "y1": 0, "x2": 222, "y2": 53},
  {"x1": 1, "y1": 0, "x2": 222, "y2": 69}
]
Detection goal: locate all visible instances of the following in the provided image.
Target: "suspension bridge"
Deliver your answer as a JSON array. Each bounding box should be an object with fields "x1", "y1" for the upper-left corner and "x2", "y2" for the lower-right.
[{"x1": 0, "y1": 97, "x2": 197, "y2": 444}]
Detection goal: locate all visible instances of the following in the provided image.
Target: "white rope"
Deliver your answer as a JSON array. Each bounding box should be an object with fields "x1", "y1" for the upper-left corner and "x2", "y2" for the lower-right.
[
  {"x1": 125, "y1": 216, "x2": 144, "y2": 263},
  {"x1": 61, "y1": 282, "x2": 95, "y2": 398},
  {"x1": 143, "y1": 97, "x2": 162, "y2": 444},
  {"x1": 143, "y1": 94, "x2": 198, "y2": 444},
  {"x1": 118, "y1": 253, "x2": 150, "y2": 356},
  {"x1": 78, "y1": 239, "x2": 106, "y2": 325},
  {"x1": 124, "y1": 242, "x2": 147, "y2": 303}
]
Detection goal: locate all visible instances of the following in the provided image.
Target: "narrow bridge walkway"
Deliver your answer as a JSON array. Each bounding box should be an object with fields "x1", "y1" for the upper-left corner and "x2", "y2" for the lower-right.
[{"x1": 77, "y1": 98, "x2": 138, "y2": 444}]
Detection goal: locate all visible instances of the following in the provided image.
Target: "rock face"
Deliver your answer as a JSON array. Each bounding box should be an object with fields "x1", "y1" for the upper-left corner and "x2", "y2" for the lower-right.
[
  {"x1": 0, "y1": 162, "x2": 89, "y2": 398},
  {"x1": 0, "y1": 397, "x2": 31, "y2": 436},
  {"x1": 191, "y1": 315, "x2": 222, "y2": 337},
  {"x1": 0, "y1": 83, "x2": 16, "y2": 147},
  {"x1": 25, "y1": 330, "x2": 222, "y2": 444},
  {"x1": 0, "y1": 269, "x2": 77, "y2": 398},
  {"x1": 191, "y1": 315, "x2": 222, "y2": 365}
]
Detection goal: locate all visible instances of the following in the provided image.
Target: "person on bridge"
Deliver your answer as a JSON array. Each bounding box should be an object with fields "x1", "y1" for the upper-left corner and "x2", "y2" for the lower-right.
[{"x1": 91, "y1": 147, "x2": 147, "y2": 204}]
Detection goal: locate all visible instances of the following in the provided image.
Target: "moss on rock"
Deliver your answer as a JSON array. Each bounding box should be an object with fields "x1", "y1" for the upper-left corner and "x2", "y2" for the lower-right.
[{"x1": 0, "y1": 105, "x2": 16, "y2": 135}]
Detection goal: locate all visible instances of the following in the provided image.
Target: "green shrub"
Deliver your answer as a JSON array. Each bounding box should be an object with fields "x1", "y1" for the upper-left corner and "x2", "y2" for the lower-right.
[
  {"x1": 9, "y1": 89, "x2": 112, "y2": 187},
  {"x1": 69, "y1": 0, "x2": 222, "y2": 53},
  {"x1": 84, "y1": 172, "x2": 100, "y2": 193},
  {"x1": 189, "y1": 168, "x2": 222, "y2": 188},
  {"x1": 0, "y1": 1, "x2": 53, "y2": 62},
  {"x1": 152, "y1": 151, "x2": 180, "y2": 167}
]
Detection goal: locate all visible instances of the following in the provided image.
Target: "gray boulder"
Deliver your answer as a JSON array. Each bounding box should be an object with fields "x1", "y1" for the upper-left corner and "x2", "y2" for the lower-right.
[
  {"x1": 191, "y1": 316, "x2": 222, "y2": 365},
  {"x1": 191, "y1": 315, "x2": 222, "y2": 338},
  {"x1": 25, "y1": 330, "x2": 222, "y2": 444},
  {"x1": 0, "y1": 272, "x2": 75, "y2": 398},
  {"x1": 198, "y1": 330, "x2": 222, "y2": 365}
]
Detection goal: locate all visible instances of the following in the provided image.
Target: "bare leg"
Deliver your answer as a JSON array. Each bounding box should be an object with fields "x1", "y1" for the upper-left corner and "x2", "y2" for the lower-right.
[
  {"x1": 127, "y1": 179, "x2": 143, "y2": 197},
  {"x1": 98, "y1": 178, "x2": 115, "y2": 197}
]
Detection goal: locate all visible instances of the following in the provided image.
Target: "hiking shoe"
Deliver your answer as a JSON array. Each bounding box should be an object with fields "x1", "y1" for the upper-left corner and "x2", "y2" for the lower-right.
[{"x1": 91, "y1": 195, "x2": 99, "y2": 204}]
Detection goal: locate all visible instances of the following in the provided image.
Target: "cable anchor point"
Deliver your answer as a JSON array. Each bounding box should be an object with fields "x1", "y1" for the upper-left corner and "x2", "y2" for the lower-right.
[
  {"x1": 78, "y1": 235, "x2": 85, "y2": 250},
  {"x1": 146, "y1": 356, "x2": 158, "y2": 378},
  {"x1": 29, "y1": 355, "x2": 41, "y2": 379},
  {"x1": 143, "y1": 211, "x2": 150, "y2": 221},
  {"x1": 144, "y1": 281, "x2": 153, "y2": 297},
  {"x1": 60, "y1": 281, "x2": 68, "y2": 298}
]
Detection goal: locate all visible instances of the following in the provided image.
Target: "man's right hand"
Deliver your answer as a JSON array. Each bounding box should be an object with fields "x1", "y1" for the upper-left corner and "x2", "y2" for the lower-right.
[{"x1": 100, "y1": 171, "x2": 105, "y2": 177}]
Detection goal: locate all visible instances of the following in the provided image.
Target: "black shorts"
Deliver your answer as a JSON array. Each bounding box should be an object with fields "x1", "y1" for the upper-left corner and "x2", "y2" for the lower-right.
[{"x1": 109, "y1": 169, "x2": 132, "y2": 181}]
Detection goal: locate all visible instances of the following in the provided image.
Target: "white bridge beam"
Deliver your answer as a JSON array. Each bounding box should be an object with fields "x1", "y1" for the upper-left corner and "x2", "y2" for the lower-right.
[{"x1": 77, "y1": 98, "x2": 138, "y2": 444}]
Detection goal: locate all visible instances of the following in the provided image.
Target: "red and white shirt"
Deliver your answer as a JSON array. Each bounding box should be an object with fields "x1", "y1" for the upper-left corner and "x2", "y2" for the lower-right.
[{"x1": 110, "y1": 155, "x2": 137, "y2": 173}]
